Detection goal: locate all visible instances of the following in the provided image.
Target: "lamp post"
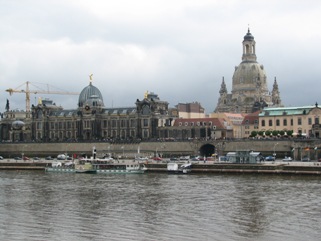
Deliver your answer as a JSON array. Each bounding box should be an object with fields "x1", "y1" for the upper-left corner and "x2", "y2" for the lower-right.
[
  {"x1": 273, "y1": 142, "x2": 278, "y2": 160},
  {"x1": 121, "y1": 146, "x2": 124, "y2": 158}
]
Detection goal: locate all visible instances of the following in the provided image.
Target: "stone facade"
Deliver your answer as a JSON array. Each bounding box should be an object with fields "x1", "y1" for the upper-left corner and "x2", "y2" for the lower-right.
[
  {"x1": 215, "y1": 29, "x2": 282, "y2": 113},
  {"x1": 258, "y1": 104, "x2": 321, "y2": 138},
  {"x1": 0, "y1": 82, "x2": 178, "y2": 142}
]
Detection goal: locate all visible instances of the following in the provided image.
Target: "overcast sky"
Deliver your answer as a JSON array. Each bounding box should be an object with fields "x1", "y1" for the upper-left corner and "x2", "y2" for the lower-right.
[{"x1": 1, "y1": 0, "x2": 321, "y2": 114}]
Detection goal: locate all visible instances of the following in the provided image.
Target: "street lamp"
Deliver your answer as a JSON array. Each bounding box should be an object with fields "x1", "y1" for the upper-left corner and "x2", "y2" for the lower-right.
[
  {"x1": 121, "y1": 146, "x2": 124, "y2": 158},
  {"x1": 273, "y1": 142, "x2": 278, "y2": 160}
]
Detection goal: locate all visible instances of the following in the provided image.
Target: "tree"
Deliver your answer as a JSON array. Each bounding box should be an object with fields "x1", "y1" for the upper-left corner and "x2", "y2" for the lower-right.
[{"x1": 251, "y1": 131, "x2": 257, "y2": 137}]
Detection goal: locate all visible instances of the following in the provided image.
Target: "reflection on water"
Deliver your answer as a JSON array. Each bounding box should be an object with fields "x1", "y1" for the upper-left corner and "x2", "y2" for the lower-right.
[{"x1": 1, "y1": 171, "x2": 321, "y2": 241}]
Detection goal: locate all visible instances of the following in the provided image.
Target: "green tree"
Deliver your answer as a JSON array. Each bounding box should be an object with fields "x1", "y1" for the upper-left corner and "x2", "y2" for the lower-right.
[{"x1": 251, "y1": 131, "x2": 257, "y2": 137}]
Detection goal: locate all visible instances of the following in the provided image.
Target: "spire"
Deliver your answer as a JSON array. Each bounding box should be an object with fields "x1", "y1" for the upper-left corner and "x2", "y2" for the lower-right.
[
  {"x1": 272, "y1": 77, "x2": 282, "y2": 105},
  {"x1": 219, "y1": 77, "x2": 227, "y2": 95}
]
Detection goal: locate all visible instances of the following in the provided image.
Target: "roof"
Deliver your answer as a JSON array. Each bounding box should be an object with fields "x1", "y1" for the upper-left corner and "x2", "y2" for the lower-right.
[
  {"x1": 259, "y1": 106, "x2": 319, "y2": 117},
  {"x1": 78, "y1": 82, "x2": 104, "y2": 107},
  {"x1": 241, "y1": 111, "x2": 260, "y2": 125}
]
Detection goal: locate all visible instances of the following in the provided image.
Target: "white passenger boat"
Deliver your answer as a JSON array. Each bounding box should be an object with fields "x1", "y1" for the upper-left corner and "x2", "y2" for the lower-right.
[
  {"x1": 45, "y1": 147, "x2": 146, "y2": 174},
  {"x1": 167, "y1": 162, "x2": 192, "y2": 174}
]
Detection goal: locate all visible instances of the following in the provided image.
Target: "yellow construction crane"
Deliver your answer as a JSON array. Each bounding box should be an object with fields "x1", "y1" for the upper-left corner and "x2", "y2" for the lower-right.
[{"x1": 6, "y1": 81, "x2": 79, "y2": 112}]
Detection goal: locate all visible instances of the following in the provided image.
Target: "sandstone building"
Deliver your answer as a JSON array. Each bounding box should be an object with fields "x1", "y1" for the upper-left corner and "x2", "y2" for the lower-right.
[{"x1": 215, "y1": 29, "x2": 282, "y2": 113}]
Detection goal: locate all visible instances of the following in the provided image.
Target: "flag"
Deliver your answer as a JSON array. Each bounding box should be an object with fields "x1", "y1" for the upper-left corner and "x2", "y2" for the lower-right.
[
  {"x1": 304, "y1": 147, "x2": 310, "y2": 151},
  {"x1": 314, "y1": 147, "x2": 318, "y2": 150}
]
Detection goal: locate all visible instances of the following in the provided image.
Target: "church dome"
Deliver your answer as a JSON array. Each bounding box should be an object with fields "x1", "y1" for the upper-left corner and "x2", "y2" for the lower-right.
[
  {"x1": 232, "y1": 62, "x2": 268, "y2": 92},
  {"x1": 78, "y1": 82, "x2": 104, "y2": 107},
  {"x1": 244, "y1": 30, "x2": 254, "y2": 41},
  {"x1": 84, "y1": 95, "x2": 104, "y2": 108}
]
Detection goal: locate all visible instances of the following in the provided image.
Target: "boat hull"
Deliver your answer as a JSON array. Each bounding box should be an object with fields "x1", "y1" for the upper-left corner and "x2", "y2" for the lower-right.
[{"x1": 45, "y1": 167, "x2": 145, "y2": 174}]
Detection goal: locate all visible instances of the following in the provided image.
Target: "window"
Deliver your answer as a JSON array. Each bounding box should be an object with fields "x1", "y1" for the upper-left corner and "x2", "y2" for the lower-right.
[
  {"x1": 298, "y1": 118, "x2": 302, "y2": 125},
  {"x1": 283, "y1": 119, "x2": 287, "y2": 126},
  {"x1": 143, "y1": 119, "x2": 148, "y2": 127},
  {"x1": 261, "y1": 120, "x2": 265, "y2": 127},
  {"x1": 308, "y1": 118, "x2": 312, "y2": 125},
  {"x1": 112, "y1": 120, "x2": 117, "y2": 128},
  {"x1": 315, "y1": 117, "x2": 319, "y2": 124},
  {"x1": 291, "y1": 119, "x2": 293, "y2": 126},
  {"x1": 269, "y1": 120, "x2": 273, "y2": 126},
  {"x1": 276, "y1": 119, "x2": 280, "y2": 126},
  {"x1": 37, "y1": 122, "x2": 42, "y2": 129}
]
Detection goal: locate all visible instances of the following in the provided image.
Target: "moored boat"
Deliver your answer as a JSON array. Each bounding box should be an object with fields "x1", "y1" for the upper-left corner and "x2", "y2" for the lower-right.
[
  {"x1": 91, "y1": 159, "x2": 146, "y2": 174},
  {"x1": 75, "y1": 160, "x2": 96, "y2": 174},
  {"x1": 45, "y1": 146, "x2": 146, "y2": 174},
  {"x1": 167, "y1": 162, "x2": 192, "y2": 174}
]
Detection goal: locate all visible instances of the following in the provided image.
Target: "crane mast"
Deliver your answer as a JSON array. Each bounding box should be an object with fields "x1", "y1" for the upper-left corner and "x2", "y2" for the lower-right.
[{"x1": 6, "y1": 81, "x2": 79, "y2": 112}]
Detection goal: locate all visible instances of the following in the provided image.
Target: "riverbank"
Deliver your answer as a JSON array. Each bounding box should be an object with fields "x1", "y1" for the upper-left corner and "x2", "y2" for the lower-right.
[{"x1": 1, "y1": 159, "x2": 321, "y2": 175}]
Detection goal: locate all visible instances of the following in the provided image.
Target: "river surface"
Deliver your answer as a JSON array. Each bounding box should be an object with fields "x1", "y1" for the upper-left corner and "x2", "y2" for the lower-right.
[{"x1": 1, "y1": 171, "x2": 321, "y2": 241}]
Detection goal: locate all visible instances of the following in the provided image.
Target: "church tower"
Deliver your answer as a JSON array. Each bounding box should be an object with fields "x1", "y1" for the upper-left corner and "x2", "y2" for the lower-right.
[{"x1": 215, "y1": 28, "x2": 282, "y2": 113}]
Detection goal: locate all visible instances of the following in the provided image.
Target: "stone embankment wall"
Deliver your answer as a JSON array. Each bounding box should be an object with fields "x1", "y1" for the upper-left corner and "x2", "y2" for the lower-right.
[{"x1": 0, "y1": 139, "x2": 321, "y2": 159}]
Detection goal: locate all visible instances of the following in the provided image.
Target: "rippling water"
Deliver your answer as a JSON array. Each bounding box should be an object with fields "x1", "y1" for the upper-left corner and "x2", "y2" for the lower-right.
[{"x1": 1, "y1": 171, "x2": 321, "y2": 241}]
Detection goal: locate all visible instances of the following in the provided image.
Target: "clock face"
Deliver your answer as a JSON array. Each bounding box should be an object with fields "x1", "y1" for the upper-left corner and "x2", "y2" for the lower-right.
[{"x1": 142, "y1": 105, "x2": 150, "y2": 115}]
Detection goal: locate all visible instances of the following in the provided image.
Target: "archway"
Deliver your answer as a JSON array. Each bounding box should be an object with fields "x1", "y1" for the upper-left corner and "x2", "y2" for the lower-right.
[{"x1": 199, "y1": 144, "x2": 215, "y2": 157}]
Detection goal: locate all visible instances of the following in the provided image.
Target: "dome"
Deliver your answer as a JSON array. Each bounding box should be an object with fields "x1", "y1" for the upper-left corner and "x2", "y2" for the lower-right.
[
  {"x1": 84, "y1": 95, "x2": 104, "y2": 108},
  {"x1": 244, "y1": 29, "x2": 254, "y2": 41},
  {"x1": 78, "y1": 82, "x2": 104, "y2": 107},
  {"x1": 232, "y1": 62, "x2": 268, "y2": 92}
]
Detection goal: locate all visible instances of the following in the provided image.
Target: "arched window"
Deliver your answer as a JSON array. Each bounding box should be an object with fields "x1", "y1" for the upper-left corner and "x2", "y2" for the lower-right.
[{"x1": 283, "y1": 119, "x2": 287, "y2": 126}]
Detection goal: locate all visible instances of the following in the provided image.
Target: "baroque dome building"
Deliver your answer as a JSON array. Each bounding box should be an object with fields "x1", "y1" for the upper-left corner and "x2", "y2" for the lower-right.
[
  {"x1": 215, "y1": 29, "x2": 282, "y2": 113},
  {"x1": 78, "y1": 81, "x2": 104, "y2": 108}
]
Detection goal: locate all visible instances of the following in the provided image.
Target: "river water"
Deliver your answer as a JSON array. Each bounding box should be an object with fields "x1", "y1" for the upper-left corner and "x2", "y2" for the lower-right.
[{"x1": 1, "y1": 171, "x2": 321, "y2": 241}]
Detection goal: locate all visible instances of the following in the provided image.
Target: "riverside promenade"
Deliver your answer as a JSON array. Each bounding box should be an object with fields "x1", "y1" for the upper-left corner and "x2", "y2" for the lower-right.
[{"x1": 1, "y1": 158, "x2": 321, "y2": 175}]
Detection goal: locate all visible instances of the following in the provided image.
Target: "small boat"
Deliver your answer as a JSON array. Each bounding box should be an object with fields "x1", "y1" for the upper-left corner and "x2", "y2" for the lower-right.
[
  {"x1": 167, "y1": 162, "x2": 192, "y2": 174},
  {"x1": 282, "y1": 156, "x2": 293, "y2": 162},
  {"x1": 180, "y1": 163, "x2": 192, "y2": 174}
]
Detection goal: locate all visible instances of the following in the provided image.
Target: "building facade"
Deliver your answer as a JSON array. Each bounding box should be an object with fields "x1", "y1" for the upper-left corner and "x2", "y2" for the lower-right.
[
  {"x1": 157, "y1": 117, "x2": 233, "y2": 140},
  {"x1": 176, "y1": 102, "x2": 206, "y2": 119},
  {"x1": 0, "y1": 82, "x2": 178, "y2": 142},
  {"x1": 258, "y1": 104, "x2": 321, "y2": 138},
  {"x1": 215, "y1": 29, "x2": 282, "y2": 113}
]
